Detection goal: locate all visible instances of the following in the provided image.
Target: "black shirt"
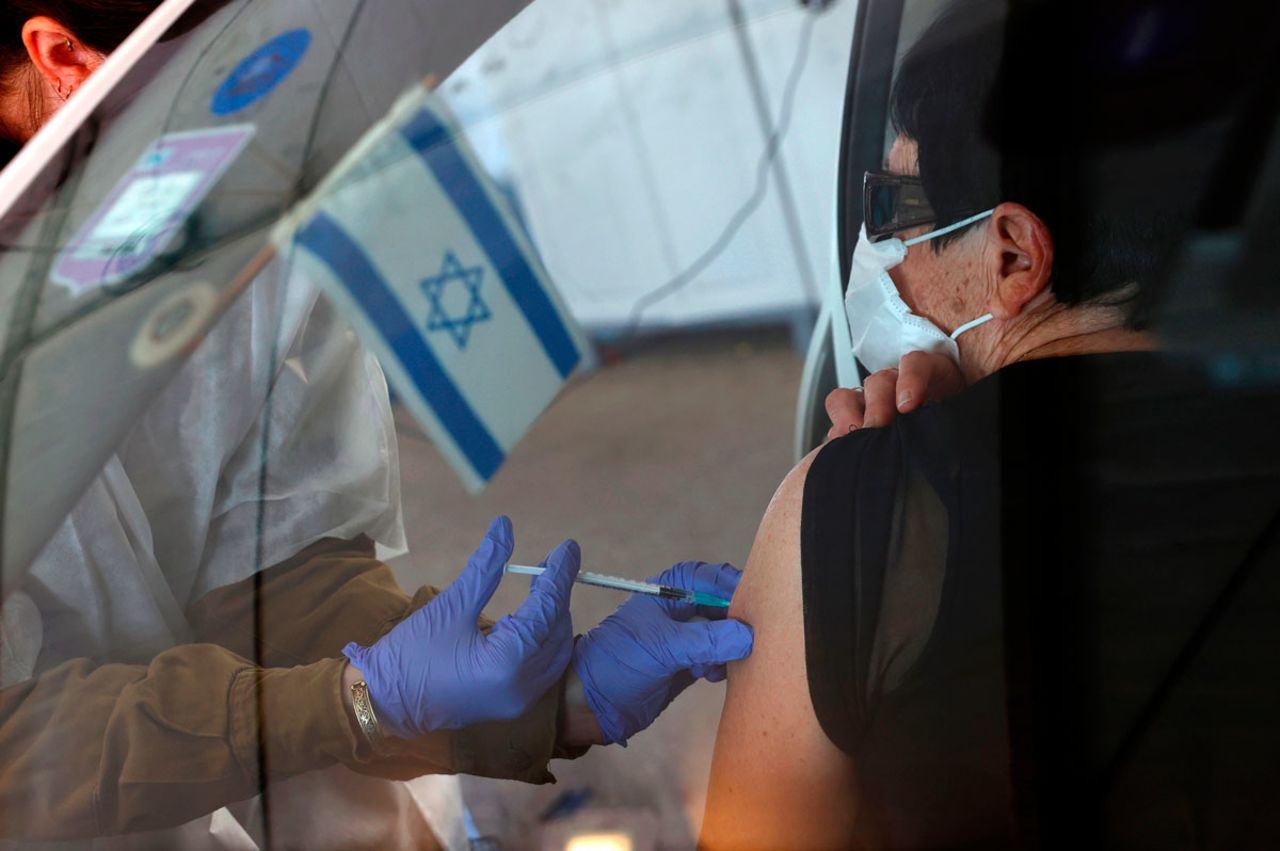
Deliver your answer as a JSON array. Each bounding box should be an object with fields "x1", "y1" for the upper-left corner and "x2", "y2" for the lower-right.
[{"x1": 801, "y1": 353, "x2": 1280, "y2": 849}]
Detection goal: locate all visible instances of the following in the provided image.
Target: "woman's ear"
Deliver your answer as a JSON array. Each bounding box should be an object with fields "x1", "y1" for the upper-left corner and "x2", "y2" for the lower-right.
[
  {"x1": 984, "y1": 201, "x2": 1054, "y2": 320},
  {"x1": 21, "y1": 17, "x2": 104, "y2": 102}
]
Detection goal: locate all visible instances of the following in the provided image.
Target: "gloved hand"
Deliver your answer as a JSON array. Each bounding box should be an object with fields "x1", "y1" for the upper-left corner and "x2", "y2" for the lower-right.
[
  {"x1": 571, "y1": 561, "x2": 753, "y2": 745},
  {"x1": 343, "y1": 516, "x2": 579, "y2": 738}
]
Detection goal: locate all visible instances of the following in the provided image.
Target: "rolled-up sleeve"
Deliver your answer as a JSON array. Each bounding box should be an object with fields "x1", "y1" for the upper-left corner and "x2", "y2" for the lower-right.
[
  {"x1": 186, "y1": 535, "x2": 414, "y2": 668},
  {"x1": 0, "y1": 644, "x2": 356, "y2": 840}
]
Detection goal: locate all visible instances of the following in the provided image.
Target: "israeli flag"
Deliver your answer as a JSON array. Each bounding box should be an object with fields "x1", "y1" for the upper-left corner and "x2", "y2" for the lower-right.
[{"x1": 275, "y1": 86, "x2": 587, "y2": 491}]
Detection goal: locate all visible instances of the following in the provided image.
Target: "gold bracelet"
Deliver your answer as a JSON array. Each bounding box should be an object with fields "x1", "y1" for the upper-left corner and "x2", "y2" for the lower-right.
[{"x1": 349, "y1": 680, "x2": 385, "y2": 747}]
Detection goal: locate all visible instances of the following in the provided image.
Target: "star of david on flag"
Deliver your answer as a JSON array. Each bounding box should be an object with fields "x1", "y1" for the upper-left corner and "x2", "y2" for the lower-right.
[
  {"x1": 422, "y1": 251, "x2": 491, "y2": 350},
  {"x1": 275, "y1": 85, "x2": 588, "y2": 492}
]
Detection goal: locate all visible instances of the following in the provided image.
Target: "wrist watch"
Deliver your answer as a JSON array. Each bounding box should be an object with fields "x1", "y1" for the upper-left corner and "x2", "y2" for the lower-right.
[{"x1": 349, "y1": 680, "x2": 385, "y2": 746}]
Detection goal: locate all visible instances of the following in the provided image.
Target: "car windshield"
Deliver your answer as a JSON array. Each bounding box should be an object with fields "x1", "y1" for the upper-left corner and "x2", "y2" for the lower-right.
[
  {"x1": 9, "y1": 0, "x2": 1275, "y2": 846},
  {"x1": 0, "y1": 0, "x2": 852, "y2": 846}
]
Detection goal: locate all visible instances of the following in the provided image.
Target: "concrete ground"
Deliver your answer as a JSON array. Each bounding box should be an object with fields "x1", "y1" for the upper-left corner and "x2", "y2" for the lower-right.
[{"x1": 387, "y1": 327, "x2": 804, "y2": 850}]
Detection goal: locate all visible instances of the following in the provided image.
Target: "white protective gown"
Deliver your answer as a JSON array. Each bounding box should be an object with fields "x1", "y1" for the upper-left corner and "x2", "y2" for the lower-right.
[{"x1": 0, "y1": 258, "x2": 468, "y2": 851}]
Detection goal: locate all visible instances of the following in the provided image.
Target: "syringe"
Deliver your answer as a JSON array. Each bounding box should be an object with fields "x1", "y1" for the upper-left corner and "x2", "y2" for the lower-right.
[{"x1": 505, "y1": 564, "x2": 731, "y2": 608}]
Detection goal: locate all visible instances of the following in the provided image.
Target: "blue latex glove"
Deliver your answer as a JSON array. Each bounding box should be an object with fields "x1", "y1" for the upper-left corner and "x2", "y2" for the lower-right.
[
  {"x1": 343, "y1": 516, "x2": 579, "y2": 738},
  {"x1": 571, "y1": 560, "x2": 753, "y2": 745}
]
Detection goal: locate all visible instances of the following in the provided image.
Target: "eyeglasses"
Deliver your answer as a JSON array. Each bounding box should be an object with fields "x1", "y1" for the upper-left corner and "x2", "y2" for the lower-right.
[{"x1": 863, "y1": 170, "x2": 937, "y2": 242}]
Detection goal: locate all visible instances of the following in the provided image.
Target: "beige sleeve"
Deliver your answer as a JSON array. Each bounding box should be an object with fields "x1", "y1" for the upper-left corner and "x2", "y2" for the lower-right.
[{"x1": 0, "y1": 646, "x2": 356, "y2": 840}]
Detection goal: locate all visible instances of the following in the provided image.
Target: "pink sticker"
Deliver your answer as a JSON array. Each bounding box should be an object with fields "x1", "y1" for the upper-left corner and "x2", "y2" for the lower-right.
[{"x1": 52, "y1": 125, "x2": 255, "y2": 294}]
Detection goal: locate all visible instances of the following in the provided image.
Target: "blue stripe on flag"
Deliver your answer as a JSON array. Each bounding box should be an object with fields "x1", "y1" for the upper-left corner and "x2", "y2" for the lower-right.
[
  {"x1": 296, "y1": 213, "x2": 505, "y2": 482},
  {"x1": 399, "y1": 107, "x2": 580, "y2": 380}
]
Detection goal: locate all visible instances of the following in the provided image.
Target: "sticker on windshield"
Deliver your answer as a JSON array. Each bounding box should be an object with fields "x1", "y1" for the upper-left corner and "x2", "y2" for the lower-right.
[
  {"x1": 211, "y1": 29, "x2": 311, "y2": 116},
  {"x1": 51, "y1": 125, "x2": 255, "y2": 294}
]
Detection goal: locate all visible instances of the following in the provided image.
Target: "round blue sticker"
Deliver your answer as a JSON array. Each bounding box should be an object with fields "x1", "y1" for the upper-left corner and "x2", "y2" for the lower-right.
[{"x1": 211, "y1": 29, "x2": 311, "y2": 116}]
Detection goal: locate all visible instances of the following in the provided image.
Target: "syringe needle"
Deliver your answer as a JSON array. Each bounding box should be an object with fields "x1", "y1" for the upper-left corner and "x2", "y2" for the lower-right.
[{"x1": 505, "y1": 564, "x2": 731, "y2": 607}]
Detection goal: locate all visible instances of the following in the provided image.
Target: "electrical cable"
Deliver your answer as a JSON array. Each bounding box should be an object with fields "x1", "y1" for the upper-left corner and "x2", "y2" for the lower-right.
[{"x1": 617, "y1": 7, "x2": 820, "y2": 342}]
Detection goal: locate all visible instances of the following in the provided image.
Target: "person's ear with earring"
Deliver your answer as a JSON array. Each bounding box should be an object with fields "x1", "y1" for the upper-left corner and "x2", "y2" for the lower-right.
[
  {"x1": 59, "y1": 39, "x2": 73, "y2": 100},
  {"x1": 11, "y1": 20, "x2": 103, "y2": 130}
]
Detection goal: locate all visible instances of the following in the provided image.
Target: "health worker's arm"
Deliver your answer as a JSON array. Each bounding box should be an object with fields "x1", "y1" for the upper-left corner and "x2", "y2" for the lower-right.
[
  {"x1": 0, "y1": 631, "x2": 566, "y2": 842},
  {"x1": 0, "y1": 644, "x2": 360, "y2": 839},
  {"x1": 187, "y1": 532, "x2": 582, "y2": 778},
  {"x1": 700, "y1": 450, "x2": 860, "y2": 851},
  {"x1": 186, "y1": 534, "x2": 425, "y2": 669},
  {"x1": 0, "y1": 539, "x2": 574, "y2": 841}
]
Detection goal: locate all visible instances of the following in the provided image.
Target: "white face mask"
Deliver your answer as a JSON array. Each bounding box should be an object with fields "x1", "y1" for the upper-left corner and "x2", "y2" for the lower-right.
[{"x1": 844, "y1": 209, "x2": 996, "y2": 374}]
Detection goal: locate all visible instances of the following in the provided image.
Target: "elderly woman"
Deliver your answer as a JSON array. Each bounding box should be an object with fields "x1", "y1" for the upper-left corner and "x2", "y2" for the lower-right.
[{"x1": 701, "y1": 0, "x2": 1280, "y2": 848}]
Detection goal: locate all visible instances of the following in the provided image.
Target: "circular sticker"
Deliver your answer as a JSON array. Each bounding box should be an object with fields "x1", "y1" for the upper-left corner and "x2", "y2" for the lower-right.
[
  {"x1": 211, "y1": 29, "x2": 311, "y2": 116},
  {"x1": 130, "y1": 283, "x2": 219, "y2": 369}
]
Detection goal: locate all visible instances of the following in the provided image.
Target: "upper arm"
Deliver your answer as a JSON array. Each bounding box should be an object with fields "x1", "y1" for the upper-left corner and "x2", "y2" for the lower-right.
[
  {"x1": 187, "y1": 536, "x2": 414, "y2": 666},
  {"x1": 700, "y1": 448, "x2": 860, "y2": 851}
]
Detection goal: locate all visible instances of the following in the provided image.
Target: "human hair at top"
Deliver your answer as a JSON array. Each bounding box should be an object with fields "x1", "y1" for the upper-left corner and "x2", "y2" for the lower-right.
[
  {"x1": 0, "y1": 1, "x2": 162, "y2": 155},
  {"x1": 887, "y1": 0, "x2": 1208, "y2": 328},
  {"x1": 0, "y1": 2, "x2": 163, "y2": 78},
  {"x1": 1, "y1": 0, "x2": 230, "y2": 75},
  {"x1": 0, "y1": 1, "x2": 229, "y2": 164}
]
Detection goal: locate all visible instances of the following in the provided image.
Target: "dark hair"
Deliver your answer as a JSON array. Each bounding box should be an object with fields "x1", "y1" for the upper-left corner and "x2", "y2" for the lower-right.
[{"x1": 888, "y1": 0, "x2": 1256, "y2": 327}]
